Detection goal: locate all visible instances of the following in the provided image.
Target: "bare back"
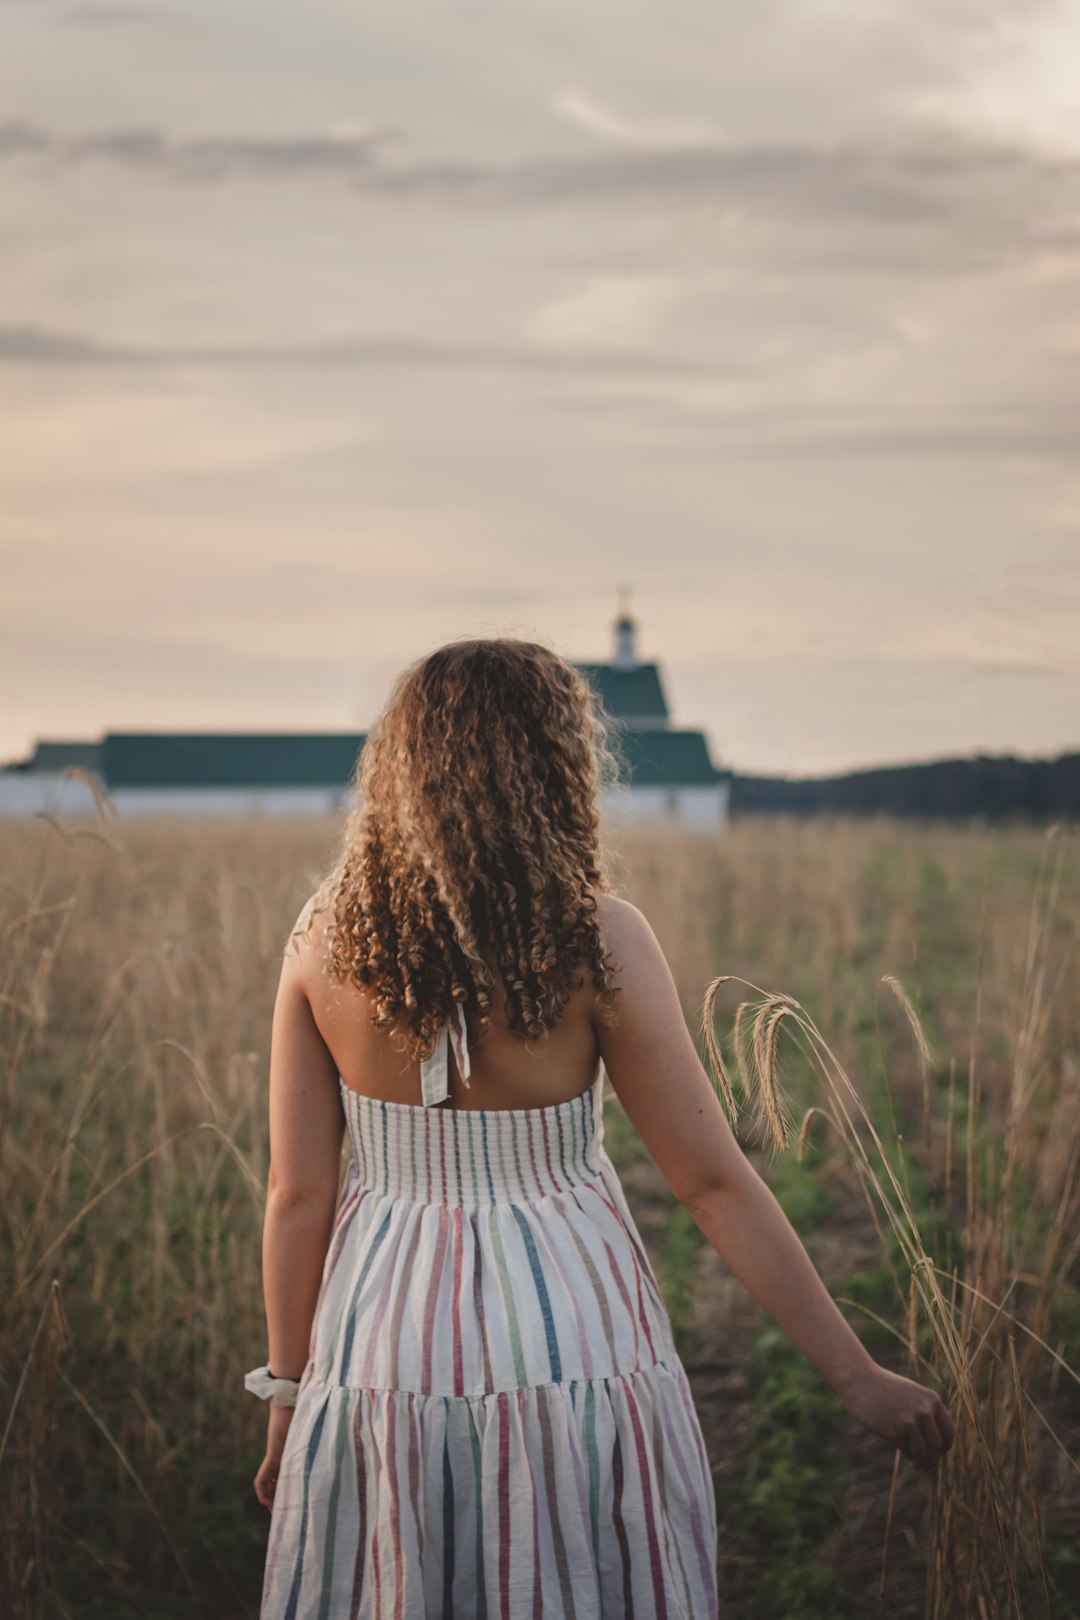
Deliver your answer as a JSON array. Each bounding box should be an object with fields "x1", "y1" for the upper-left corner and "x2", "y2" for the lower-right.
[{"x1": 297, "y1": 897, "x2": 606, "y2": 1111}]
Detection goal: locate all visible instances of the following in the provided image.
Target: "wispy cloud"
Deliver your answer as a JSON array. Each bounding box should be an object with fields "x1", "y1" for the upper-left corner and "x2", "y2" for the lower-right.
[
  {"x1": 0, "y1": 119, "x2": 396, "y2": 180},
  {"x1": 2, "y1": 113, "x2": 1077, "y2": 220},
  {"x1": 2, "y1": 113, "x2": 1076, "y2": 289},
  {"x1": 525, "y1": 276, "x2": 685, "y2": 352},
  {"x1": 0, "y1": 322, "x2": 717, "y2": 375},
  {"x1": 551, "y1": 86, "x2": 729, "y2": 150}
]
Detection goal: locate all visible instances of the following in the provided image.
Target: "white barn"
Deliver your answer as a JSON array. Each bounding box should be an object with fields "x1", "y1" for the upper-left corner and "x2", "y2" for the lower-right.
[{"x1": 0, "y1": 610, "x2": 730, "y2": 830}]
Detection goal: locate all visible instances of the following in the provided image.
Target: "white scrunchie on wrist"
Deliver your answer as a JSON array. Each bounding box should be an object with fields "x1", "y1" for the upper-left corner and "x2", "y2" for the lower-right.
[{"x1": 244, "y1": 1364, "x2": 301, "y2": 1408}]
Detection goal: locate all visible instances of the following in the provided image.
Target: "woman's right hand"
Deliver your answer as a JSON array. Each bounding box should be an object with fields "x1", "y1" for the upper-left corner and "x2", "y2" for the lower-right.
[{"x1": 838, "y1": 1362, "x2": 957, "y2": 1473}]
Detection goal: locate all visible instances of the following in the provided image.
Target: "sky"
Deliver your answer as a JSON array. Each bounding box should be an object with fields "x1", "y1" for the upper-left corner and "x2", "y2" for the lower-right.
[{"x1": 2, "y1": 0, "x2": 1078, "y2": 776}]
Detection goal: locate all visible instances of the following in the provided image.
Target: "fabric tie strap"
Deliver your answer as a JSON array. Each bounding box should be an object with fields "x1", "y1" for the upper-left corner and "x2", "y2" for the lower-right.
[{"x1": 419, "y1": 1002, "x2": 472, "y2": 1107}]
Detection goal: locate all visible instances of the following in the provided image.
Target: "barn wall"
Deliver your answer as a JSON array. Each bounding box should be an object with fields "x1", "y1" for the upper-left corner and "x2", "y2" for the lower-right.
[
  {"x1": 0, "y1": 772, "x2": 102, "y2": 820},
  {"x1": 599, "y1": 783, "x2": 728, "y2": 830},
  {"x1": 0, "y1": 773, "x2": 728, "y2": 827},
  {"x1": 107, "y1": 787, "x2": 357, "y2": 817},
  {"x1": 0, "y1": 773, "x2": 357, "y2": 819}
]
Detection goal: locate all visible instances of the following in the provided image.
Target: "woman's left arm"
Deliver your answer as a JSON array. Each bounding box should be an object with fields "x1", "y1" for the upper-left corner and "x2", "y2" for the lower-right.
[
  {"x1": 263, "y1": 937, "x2": 344, "y2": 1377},
  {"x1": 253, "y1": 920, "x2": 344, "y2": 1508}
]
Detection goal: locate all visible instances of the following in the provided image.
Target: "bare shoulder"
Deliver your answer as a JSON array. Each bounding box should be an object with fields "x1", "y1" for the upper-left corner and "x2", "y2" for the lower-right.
[
  {"x1": 592, "y1": 891, "x2": 661, "y2": 978},
  {"x1": 283, "y1": 877, "x2": 336, "y2": 967},
  {"x1": 593, "y1": 889, "x2": 643, "y2": 932}
]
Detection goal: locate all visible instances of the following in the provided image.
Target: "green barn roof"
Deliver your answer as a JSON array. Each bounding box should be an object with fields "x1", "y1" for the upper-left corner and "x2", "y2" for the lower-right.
[
  {"x1": 612, "y1": 728, "x2": 729, "y2": 788},
  {"x1": 29, "y1": 740, "x2": 104, "y2": 774},
  {"x1": 99, "y1": 723, "x2": 725, "y2": 791},
  {"x1": 103, "y1": 731, "x2": 366, "y2": 789},
  {"x1": 575, "y1": 662, "x2": 668, "y2": 724}
]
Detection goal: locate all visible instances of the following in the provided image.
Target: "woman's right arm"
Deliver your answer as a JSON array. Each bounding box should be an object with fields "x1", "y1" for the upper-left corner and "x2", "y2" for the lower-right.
[{"x1": 592, "y1": 895, "x2": 956, "y2": 1472}]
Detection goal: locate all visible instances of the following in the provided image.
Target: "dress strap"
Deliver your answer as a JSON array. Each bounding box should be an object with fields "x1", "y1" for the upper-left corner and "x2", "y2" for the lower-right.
[{"x1": 419, "y1": 1001, "x2": 472, "y2": 1107}]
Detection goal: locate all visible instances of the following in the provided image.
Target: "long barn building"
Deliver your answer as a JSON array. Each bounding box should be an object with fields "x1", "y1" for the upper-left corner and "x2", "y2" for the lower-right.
[{"x1": 1, "y1": 612, "x2": 730, "y2": 830}]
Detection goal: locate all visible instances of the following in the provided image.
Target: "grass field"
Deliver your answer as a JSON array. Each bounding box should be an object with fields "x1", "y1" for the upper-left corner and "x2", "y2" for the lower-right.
[{"x1": 1, "y1": 808, "x2": 1077, "y2": 1618}]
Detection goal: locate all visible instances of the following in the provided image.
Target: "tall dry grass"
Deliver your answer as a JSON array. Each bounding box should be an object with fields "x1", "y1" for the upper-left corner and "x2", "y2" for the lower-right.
[
  {"x1": 1, "y1": 802, "x2": 1076, "y2": 1617},
  {"x1": 1, "y1": 806, "x2": 331, "y2": 1618},
  {"x1": 695, "y1": 824, "x2": 1078, "y2": 1618}
]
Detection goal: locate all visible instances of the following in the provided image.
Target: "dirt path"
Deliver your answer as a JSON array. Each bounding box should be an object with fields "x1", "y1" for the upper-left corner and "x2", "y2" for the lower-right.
[{"x1": 621, "y1": 1147, "x2": 942, "y2": 1617}]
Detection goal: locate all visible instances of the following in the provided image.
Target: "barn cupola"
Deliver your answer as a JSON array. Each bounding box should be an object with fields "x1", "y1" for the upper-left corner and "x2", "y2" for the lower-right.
[{"x1": 613, "y1": 585, "x2": 639, "y2": 670}]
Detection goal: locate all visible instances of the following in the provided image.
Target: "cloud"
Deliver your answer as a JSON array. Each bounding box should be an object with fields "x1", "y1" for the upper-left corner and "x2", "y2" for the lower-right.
[
  {"x1": 908, "y1": 3, "x2": 1080, "y2": 158},
  {"x1": 0, "y1": 119, "x2": 398, "y2": 181},
  {"x1": 0, "y1": 322, "x2": 715, "y2": 376},
  {"x1": 572, "y1": 389, "x2": 1080, "y2": 462},
  {"x1": 551, "y1": 87, "x2": 729, "y2": 150},
  {"x1": 0, "y1": 122, "x2": 51, "y2": 158},
  {"x1": 2, "y1": 111, "x2": 1076, "y2": 289},
  {"x1": 2, "y1": 113, "x2": 1077, "y2": 225},
  {"x1": 525, "y1": 276, "x2": 684, "y2": 352}
]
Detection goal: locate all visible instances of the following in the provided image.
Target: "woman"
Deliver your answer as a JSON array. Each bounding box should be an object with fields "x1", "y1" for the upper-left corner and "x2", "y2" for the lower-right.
[{"x1": 246, "y1": 636, "x2": 955, "y2": 1619}]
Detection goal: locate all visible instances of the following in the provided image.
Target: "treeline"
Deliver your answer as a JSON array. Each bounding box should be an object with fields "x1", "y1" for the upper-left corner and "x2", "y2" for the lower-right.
[{"x1": 729, "y1": 751, "x2": 1080, "y2": 821}]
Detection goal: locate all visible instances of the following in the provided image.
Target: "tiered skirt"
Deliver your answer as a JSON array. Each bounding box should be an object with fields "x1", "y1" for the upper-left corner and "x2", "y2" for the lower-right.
[{"x1": 259, "y1": 1074, "x2": 719, "y2": 1619}]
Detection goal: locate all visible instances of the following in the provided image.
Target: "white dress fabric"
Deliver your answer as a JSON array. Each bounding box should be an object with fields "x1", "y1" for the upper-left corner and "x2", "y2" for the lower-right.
[{"x1": 259, "y1": 1008, "x2": 719, "y2": 1618}]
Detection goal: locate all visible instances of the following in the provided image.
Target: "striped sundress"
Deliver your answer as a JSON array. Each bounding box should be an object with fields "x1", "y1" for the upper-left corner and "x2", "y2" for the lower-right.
[{"x1": 259, "y1": 1004, "x2": 719, "y2": 1618}]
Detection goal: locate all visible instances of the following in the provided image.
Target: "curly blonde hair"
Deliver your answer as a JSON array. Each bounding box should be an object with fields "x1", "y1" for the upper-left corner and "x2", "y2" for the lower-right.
[{"x1": 308, "y1": 637, "x2": 625, "y2": 1063}]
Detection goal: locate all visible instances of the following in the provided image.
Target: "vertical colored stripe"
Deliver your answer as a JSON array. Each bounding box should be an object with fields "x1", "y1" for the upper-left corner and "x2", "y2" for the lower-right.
[
  {"x1": 470, "y1": 1210, "x2": 494, "y2": 1388},
  {"x1": 360, "y1": 1218, "x2": 410, "y2": 1385},
  {"x1": 347, "y1": 1398, "x2": 368, "y2": 1620},
  {"x1": 315, "y1": 1395, "x2": 349, "y2": 1620},
  {"x1": 385, "y1": 1212, "x2": 425, "y2": 1384},
  {"x1": 316, "y1": 1178, "x2": 362, "y2": 1316},
  {"x1": 380, "y1": 1100, "x2": 389, "y2": 1198},
  {"x1": 494, "y1": 1119, "x2": 512, "y2": 1204},
  {"x1": 467, "y1": 1112, "x2": 480, "y2": 1205},
  {"x1": 441, "y1": 1400, "x2": 455, "y2": 1620},
  {"x1": 421, "y1": 1207, "x2": 451, "y2": 1391},
  {"x1": 487, "y1": 1209, "x2": 528, "y2": 1388},
  {"x1": 536, "y1": 1384, "x2": 578, "y2": 1620},
  {"x1": 601, "y1": 1236, "x2": 642, "y2": 1361},
  {"x1": 623, "y1": 1379, "x2": 669, "y2": 1620},
  {"x1": 386, "y1": 1394, "x2": 404, "y2": 1620},
  {"x1": 407, "y1": 1396, "x2": 424, "y2": 1565},
  {"x1": 498, "y1": 1391, "x2": 511, "y2": 1617},
  {"x1": 521, "y1": 1387, "x2": 544, "y2": 1620},
  {"x1": 466, "y1": 1402, "x2": 488, "y2": 1620},
  {"x1": 556, "y1": 1198, "x2": 620, "y2": 1366},
  {"x1": 657, "y1": 1378, "x2": 716, "y2": 1601},
  {"x1": 282, "y1": 1396, "x2": 330, "y2": 1620},
  {"x1": 451, "y1": 1206, "x2": 465, "y2": 1395},
  {"x1": 598, "y1": 1166, "x2": 669, "y2": 1312},
  {"x1": 535, "y1": 1218, "x2": 595, "y2": 1379},
  {"x1": 370, "y1": 1393, "x2": 384, "y2": 1615},
  {"x1": 568, "y1": 1091, "x2": 578, "y2": 1173},
  {"x1": 480, "y1": 1112, "x2": 496, "y2": 1202},
  {"x1": 509, "y1": 1116, "x2": 527, "y2": 1194},
  {"x1": 452, "y1": 1109, "x2": 465, "y2": 1206},
  {"x1": 335, "y1": 1204, "x2": 395, "y2": 1378},
  {"x1": 650, "y1": 1391, "x2": 690, "y2": 1610},
  {"x1": 555, "y1": 1107, "x2": 569, "y2": 1185},
  {"x1": 541, "y1": 1109, "x2": 561, "y2": 1192},
  {"x1": 510, "y1": 1205, "x2": 562, "y2": 1384},
  {"x1": 611, "y1": 1425, "x2": 635, "y2": 1620},
  {"x1": 561, "y1": 1382, "x2": 601, "y2": 1607},
  {"x1": 584, "y1": 1381, "x2": 600, "y2": 1571},
  {"x1": 438, "y1": 1104, "x2": 448, "y2": 1204}
]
